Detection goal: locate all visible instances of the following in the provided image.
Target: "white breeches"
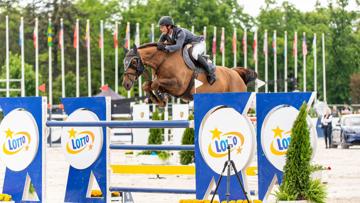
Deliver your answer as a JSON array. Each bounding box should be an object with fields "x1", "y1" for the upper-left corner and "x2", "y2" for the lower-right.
[{"x1": 191, "y1": 40, "x2": 205, "y2": 60}]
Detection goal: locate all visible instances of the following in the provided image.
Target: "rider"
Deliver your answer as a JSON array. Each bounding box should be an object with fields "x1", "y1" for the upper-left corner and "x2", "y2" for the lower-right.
[{"x1": 157, "y1": 16, "x2": 216, "y2": 85}]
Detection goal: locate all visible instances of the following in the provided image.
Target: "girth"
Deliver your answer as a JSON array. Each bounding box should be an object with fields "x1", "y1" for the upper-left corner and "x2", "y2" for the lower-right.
[{"x1": 174, "y1": 71, "x2": 197, "y2": 100}]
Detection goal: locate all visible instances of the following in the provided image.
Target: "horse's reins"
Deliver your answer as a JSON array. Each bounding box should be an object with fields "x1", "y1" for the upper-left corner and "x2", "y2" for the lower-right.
[
  {"x1": 125, "y1": 47, "x2": 168, "y2": 86},
  {"x1": 126, "y1": 45, "x2": 194, "y2": 99},
  {"x1": 141, "y1": 48, "x2": 168, "y2": 77}
]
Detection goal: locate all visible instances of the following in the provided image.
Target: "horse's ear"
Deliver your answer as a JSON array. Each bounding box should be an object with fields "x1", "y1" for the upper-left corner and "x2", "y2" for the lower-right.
[
  {"x1": 124, "y1": 47, "x2": 129, "y2": 54},
  {"x1": 133, "y1": 45, "x2": 138, "y2": 53}
]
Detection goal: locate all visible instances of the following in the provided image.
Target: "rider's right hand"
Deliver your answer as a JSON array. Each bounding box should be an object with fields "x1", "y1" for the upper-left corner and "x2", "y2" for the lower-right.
[{"x1": 157, "y1": 43, "x2": 167, "y2": 52}]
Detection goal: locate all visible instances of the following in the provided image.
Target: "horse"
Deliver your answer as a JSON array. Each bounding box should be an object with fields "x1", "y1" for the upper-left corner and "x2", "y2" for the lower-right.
[{"x1": 122, "y1": 42, "x2": 257, "y2": 107}]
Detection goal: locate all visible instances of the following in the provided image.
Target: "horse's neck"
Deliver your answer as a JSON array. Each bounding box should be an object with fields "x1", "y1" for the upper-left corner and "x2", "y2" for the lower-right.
[{"x1": 138, "y1": 47, "x2": 166, "y2": 72}]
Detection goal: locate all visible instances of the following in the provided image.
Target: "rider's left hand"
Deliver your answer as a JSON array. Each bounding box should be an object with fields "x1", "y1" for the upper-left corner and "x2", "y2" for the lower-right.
[{"x1": 157, "y1": 43, "x2": 167, "y2": 52}]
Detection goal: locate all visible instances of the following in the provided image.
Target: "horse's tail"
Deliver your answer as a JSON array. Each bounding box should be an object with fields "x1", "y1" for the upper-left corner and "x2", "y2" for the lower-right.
[{"x1": 232, "y1": 67, "x2": 257, "y2": 85}]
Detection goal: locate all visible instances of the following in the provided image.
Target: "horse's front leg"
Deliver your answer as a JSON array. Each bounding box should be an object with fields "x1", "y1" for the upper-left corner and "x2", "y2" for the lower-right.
[
  {"x1": 151, "y1": 78, "x2": 178, "y2": 107},
  {"x1": 142, "y1": 81, "x2": 160, "y2": 105}
]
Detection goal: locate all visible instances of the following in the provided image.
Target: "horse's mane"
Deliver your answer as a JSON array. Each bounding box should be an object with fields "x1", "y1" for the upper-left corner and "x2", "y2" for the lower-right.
[{"x1": 138, "y1": 42, "x2": 158, "y2": 49}]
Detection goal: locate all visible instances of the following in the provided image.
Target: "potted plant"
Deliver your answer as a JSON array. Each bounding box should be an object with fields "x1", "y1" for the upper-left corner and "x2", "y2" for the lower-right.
[{"x1": 275, "y1": 103, "x2": 327, "y2": 203}]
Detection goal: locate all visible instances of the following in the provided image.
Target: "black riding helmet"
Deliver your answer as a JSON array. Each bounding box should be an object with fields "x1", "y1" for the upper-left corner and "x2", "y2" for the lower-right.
[{"x1": 158, "y1": 16, "x2": 174, "y2": 26}]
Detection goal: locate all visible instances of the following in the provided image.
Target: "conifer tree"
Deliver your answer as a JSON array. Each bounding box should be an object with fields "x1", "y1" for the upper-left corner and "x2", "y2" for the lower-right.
[{"x1": 279, "y1": 102, "x2": 312, "y2": 200}]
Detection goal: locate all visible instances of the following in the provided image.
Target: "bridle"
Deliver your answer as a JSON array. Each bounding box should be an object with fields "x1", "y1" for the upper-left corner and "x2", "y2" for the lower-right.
[
  {"x1": 123, "y1": 45, "x2": 168, "y2": 82},
  {"x1": 123, "y1": 54, "x2": 146, "y2": 83}
]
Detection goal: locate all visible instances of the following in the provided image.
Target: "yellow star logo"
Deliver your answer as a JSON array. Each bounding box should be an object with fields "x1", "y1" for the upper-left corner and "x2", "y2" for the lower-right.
[
  {"x1": 89, "y1": 144, "x2": 93, "y2": 150},
  {"x1": 68, "y1": 128, "x2": 77, "y2": 139},
  {"x1": 25, "y1": 145, "x2": 29, "y2": 151},
  {"x1": 237, "y1": 146, "x2": 242, "y2": 154},
  {"x1": 272, "y1": 126, "x2": 284, "y2": 138},
  {"x1": 211, "y1": 128, "x2": 222, "y2": 140},
  {"x1": 5, "y1": 129, "x2": 13, "y2": 139}
]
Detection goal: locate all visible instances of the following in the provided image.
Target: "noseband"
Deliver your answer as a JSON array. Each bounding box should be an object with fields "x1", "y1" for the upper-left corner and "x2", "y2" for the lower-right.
[{"x1": 124, "y1": 54, "x2": 146, "y2": 82}]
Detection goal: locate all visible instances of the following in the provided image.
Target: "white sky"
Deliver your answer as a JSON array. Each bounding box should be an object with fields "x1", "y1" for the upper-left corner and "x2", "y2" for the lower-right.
[{"x1": 239, "y1": 0, "x2": 359, "y2": 17}]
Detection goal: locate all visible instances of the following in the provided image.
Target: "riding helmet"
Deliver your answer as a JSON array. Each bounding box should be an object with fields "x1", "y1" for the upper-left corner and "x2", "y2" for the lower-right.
[{"x1": 158, "y1": 16, "x2": 174, "y2": 26}]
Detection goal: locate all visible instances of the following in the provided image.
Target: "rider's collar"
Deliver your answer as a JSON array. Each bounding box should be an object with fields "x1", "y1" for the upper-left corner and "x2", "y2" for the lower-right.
[{"x1": 167, "y1": 28, "x2": 173, "y2": 36}]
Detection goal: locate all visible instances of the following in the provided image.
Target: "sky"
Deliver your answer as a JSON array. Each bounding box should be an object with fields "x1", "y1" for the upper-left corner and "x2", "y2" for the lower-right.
[{"x1": 239, "y1": 0, "x2": 359, "y2": 17}]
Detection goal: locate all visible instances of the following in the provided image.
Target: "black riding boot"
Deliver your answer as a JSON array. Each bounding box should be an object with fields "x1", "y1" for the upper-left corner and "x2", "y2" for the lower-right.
[{"x1": 197, "y1": 55, "x2": 216, "y2": 85}]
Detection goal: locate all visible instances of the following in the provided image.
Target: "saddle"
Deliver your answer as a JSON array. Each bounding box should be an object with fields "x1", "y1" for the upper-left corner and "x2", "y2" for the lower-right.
[{"x1": 182, "y1": 44, "x2": 208, "y2": 73}]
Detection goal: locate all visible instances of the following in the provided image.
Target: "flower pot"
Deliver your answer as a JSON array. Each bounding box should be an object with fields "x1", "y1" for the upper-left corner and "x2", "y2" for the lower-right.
[{"x1": 278, "y1": 200, "x2": 308, "y2": 203}]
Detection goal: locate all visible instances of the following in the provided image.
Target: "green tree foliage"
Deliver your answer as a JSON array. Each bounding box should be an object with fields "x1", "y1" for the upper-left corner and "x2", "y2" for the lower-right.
[
  {"x1": 53, "y1": 71, "x2": 87, "y2": 99},
  {"x1": 256, "y1": 1, "x2": 333, "y2": 95},
  {"x1": 0, "y1": 53, "x2": 39, "y2": 97},
  {"x1": 327, "y1": 0, "x2": 359, "y2": 103},
  {"x1": 277, "y1": 103, "x2": 326, "y2": 202},
  {"x1": 180, "y1": 114, "x2": 194, "y2": 165}
]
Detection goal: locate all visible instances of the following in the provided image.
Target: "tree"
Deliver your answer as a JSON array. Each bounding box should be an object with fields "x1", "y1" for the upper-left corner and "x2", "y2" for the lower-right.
[
  {"x1": 0, "y1": 53, "x2": 39, "y2": 97},
  {"x1": 52, "y1": 71, "x2": 87, "y2": 102},
  {"x1": 327, "y1": 0, "x2": 359, "y2": 103},
  {"x1": 276, "y1": 103, "x2": 326, "y2": 202}
]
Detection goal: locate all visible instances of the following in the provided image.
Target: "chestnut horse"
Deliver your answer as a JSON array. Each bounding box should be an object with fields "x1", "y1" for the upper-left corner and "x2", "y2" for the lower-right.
[{"x1": 122, "y1": 43, "x2": 257, "y2": 107}]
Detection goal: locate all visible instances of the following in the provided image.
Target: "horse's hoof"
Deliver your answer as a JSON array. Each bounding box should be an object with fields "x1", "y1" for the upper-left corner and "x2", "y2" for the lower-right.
[
  {"x1": 158, "y1": 102, "x2": 166, "y2": 108},
  {"x1": 144, "y1": 98, "x2": 152, "y2": 104},
  {"x1": 163, "y1": 95, "x2": 169, "y2": 102}
]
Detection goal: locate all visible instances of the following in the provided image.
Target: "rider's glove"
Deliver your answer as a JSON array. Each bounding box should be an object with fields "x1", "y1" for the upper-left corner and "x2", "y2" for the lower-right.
[{"x1": 157, "y1": 43, "x2": 167, "y2": 52}]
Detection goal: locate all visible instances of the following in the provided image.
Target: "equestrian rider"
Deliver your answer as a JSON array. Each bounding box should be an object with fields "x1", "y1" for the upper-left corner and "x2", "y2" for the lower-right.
[{"x1": 157, "y1": 16, "x2": 216, "y2": 85}]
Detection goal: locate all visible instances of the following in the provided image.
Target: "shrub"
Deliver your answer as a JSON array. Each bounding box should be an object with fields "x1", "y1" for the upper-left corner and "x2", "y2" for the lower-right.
[
  {"x1": 144, "y1": 108, "x2": 170, "y2": 159},
  {"x1": 180, "y1": 114, "x2": 194, "y2": 165},
  {"x1": 148, "y1": 109, "x2": 163, "y2": 145},
  {"x1": 305, "y1": 179, "x2": 327, "y2": 203}
]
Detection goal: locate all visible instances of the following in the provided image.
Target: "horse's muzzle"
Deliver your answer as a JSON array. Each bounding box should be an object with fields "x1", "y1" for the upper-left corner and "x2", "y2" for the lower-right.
[{"x1": 123, "y1": 81, "x2": 133, "y2": 91}]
